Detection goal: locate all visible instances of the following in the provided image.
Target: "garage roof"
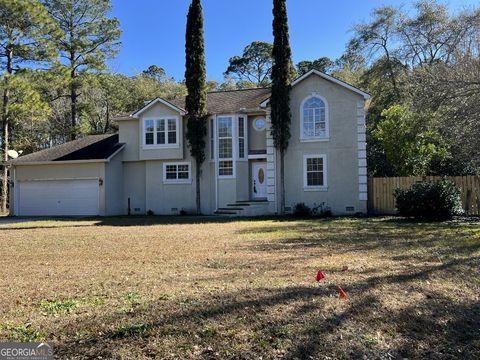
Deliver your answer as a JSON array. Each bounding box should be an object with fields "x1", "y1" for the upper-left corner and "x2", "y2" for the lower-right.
[{"x1": 11, "y1": 134, "x2": 124, "y2": 164}]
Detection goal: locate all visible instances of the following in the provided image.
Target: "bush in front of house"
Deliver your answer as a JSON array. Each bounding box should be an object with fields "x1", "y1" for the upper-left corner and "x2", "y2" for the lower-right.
[
  {"x1": 293, "y1": 202, "x2": 332, "y2": 218},
  {"x1": 394, "y1": 180, "x2": 463, "y2": 221}
]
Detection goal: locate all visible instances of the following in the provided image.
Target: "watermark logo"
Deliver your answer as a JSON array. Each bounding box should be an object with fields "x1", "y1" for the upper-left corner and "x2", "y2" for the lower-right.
[{"x1": 0, "y1": 343, "x2": 53, "y2": 360}]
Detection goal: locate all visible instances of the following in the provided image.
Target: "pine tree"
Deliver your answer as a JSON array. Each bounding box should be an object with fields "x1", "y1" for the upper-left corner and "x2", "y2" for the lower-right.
[
  {"x1": 42, "y1": 0, "x2": 121, "y2": 141},
  {"x1": 270, "y1": 0, "x2": 293, "y2": 214},
  {"x1": 185, "y1": 0, "x2": 207, "y2": 214},
  {"x1": 0, "y1": 0, "x2": 59, "y2": 213}
]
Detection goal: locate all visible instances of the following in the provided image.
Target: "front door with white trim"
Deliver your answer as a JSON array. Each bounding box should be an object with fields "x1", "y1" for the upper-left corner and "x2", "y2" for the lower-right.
[{"x1": 252, "y1": 162, "x2": 267, "y2": 199}]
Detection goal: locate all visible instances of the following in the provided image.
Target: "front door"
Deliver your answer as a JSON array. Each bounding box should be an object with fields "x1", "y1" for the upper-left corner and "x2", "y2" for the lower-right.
[{"x1": 252, "y1": 162, "x2": 267, "y2": 199}]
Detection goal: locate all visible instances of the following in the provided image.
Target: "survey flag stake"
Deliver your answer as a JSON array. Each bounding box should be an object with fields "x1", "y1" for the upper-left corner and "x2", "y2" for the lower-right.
[
  {"x1": 338, "y1": 286, "x2": 347, "y2": 300},
  {"x1": 316, "y1": 271, "x2": 325, "y2": 282}
]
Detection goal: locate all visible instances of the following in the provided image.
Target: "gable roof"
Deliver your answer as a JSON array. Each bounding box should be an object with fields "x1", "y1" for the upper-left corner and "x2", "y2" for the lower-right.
[
  {"x1": 292, "y1": 70, "x2": 370, "y2": 99},
  {"x1": 132, "y1": 97, "x2": 186, "y2": 117},
  {"x1": 11, "y1": 134, "x2": 124, "y2": 165},
  {"x1": 170, "y1": 88, "x2": 271, "y2": 115}
]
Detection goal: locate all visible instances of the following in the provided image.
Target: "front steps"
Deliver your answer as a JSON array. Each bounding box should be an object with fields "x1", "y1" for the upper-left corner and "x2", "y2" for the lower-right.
[{"x1": 214, "y1": 200, "x2": 270, "y2": 217}]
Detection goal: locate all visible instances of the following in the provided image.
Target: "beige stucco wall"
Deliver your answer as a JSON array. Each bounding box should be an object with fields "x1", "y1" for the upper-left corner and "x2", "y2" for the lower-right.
[
  {"x1": 123, "y1": 161, "x2": 146, "y2": 215},
  {"x1": 248, "y1": 116, "x2": 266, "y2": 152},
  {"x1": 117, "y1": 102, "x2": 184, "y2": 162},
  {"x1": 282, "y1": 74, "x2": 367, "y2": 214},
  {"x1": 104, "y1": 154, "x2": 124, "y2": 216},
  {"x1": 118, "y1": 119, "x2": 139, "y2": 161},
  {"x1": 236, "y1": 161, "x2": 249, "y2": 201},
  {"x1": 13, "y1": 162, "x2": 107, "y2": 215}
]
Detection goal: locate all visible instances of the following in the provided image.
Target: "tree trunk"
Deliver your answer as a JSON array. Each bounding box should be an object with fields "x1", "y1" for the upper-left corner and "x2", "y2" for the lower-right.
[
  {"x1": 280, "y1": 149, "x2": 285, "y2": 215},
  {"x1": 195, "y1": 158, "x2": 201, "y2": 214},
  {"x1": 70, "y1": 72, "x2": 77, "y2": 141},
  {"x1": 1, "y1": 46, "x2": 13, "y2": 214}
]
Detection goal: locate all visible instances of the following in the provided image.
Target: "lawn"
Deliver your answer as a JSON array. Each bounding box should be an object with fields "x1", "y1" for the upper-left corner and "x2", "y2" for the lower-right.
[{"x1": 0, "y1": 216, "x2": 479, "y2": 359}]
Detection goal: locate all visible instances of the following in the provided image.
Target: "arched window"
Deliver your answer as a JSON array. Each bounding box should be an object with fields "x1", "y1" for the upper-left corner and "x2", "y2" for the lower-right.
[{"x1": 301, "y1": 96, "x2": 329, "y2": 140}]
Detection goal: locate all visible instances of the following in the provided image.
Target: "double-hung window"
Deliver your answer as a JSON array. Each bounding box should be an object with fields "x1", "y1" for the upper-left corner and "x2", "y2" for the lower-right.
[
  {"x1": 144, "y1": 118, "x2": 178, "y2": 146},
  {"x1": 301, "y1": 96, "x2": 329, "y2": 140},
  {"x1": 217, "y1": 117, "x2": 233, "y2": 176},
  {"x1": 238, "y1": 116, "x2": 246, "y2": 160},
  {"x1": 303, "y1": 155, "x2": 327, "y2": 190},
  {"x1": 163, "y1": 162, "x2": 191, "y2": 184}
]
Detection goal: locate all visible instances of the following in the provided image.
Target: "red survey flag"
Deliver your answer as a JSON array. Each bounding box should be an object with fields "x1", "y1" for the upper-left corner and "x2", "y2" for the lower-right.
[
  {"x1": 316, "y1": 271, "x2": 325, "y2": 282},
  {"x1": 338, "y1": 286, "x2": 347, "y2": 300}
]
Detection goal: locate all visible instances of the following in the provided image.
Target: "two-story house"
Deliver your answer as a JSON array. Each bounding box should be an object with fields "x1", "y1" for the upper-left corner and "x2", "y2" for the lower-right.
[{"x1": 9, "y1": 70, "x2": 370, "y2": 216}]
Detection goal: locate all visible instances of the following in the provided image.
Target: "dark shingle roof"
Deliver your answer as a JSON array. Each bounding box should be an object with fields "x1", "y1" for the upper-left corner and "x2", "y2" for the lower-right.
[
  {"x1": 170, "y1": 88, "x2": 271, "y2": 114},
  {"x1": 12, "y1": 134, "x2": 123, "y2": 164}
]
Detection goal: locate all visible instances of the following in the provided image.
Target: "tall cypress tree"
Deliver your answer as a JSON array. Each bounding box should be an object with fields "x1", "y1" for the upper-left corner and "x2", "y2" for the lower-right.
[
  {"x1": 185, "y1": 0, "x2": 207, "y2": 214},
  {"x1": 270, "y1": 0, "x2": 293, "y2": 214}
]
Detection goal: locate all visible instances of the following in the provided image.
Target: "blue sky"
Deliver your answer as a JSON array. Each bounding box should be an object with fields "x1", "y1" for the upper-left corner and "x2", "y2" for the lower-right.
[{"x1": 109, "y1": 0, "x2": 478, "y2": 82}]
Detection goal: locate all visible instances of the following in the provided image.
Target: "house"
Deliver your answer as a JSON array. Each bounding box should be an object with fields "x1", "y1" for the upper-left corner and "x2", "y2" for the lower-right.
[{"x1": 8, "y1": 70, "x2": 370, "y2": 217}]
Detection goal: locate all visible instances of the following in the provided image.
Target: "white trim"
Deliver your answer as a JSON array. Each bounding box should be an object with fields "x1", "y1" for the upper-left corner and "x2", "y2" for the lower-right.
[
  {"x1": 162, "y1": 162, "x2": 192, "y2": 184},
  {"x1": 248, "y1": 154, "x2": 267, "y2": 160},
  {"x1": 303, "y1": 154, "x2": 328, "y2": 191},
  {"x1": 260, "y1": 70, "x2": 370, "y2": 108},
  {"x1": 12, "y1": 159, "x2": 108, "y2": 166},
  {"x1": 237, "y1": 115, "x2": 247, "y2": 160},
  {"x1": 142, "y1": 117, "x2": 180, "y2": 148},
  {"x1": 300, "y1": 94, "x2": 330, "y2": 142},
  {"x1": 106, "y1": 144, "x2": 126, "y2": 161},
  {"x1": 17, "y1": 177, "x2": 100, "y2": 182},
  {"x1": 216, "y1": 115, "x2": 236, "y2": 179},
  {"x1": 132, "y1": 97, "x2": 186, "y2": 117}
]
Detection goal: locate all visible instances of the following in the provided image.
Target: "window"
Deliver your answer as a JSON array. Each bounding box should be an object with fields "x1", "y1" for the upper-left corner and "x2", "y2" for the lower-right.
[
  {"x1": 219, "y1": 160, "x2": 233, "y2": 176},
  {"x1": 143, "y1": 118, "x2": 178, "y2": 146},
  {"x1": 210, "y1": 118, "x2": 215, "y2": 160},
  {"x1": 253, "y1": 117, "x2": 266, "y2": 131},
  {"x1": 217, "y1": 117, "x2": 233, "y2": 176},
  {"x1": 163, "y1": 162, "x2": 191, "y2": 183},
  {"x1": 301, "y1": 96, "x2": 328, "y2": 140},
  {"x1": 238, "y1": 116, "x2": 246, "y2": 159},
  {"x1": 303, "y1": 155, "x2": 327, "y2": 190}
]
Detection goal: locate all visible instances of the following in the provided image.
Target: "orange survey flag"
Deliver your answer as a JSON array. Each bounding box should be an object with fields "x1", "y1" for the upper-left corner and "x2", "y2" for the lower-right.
[
  {"x1": 316, "y1": 271, "x2": 325, "y2": 282},
  {"x1": 338, "y1": 286, "x2": 347, "y2": 300}
]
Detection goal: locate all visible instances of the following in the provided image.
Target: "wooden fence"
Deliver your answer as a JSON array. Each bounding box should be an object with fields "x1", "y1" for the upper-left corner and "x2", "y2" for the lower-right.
[{"x1": 368, "y1": 176, "x2": 480, "y2": 215}]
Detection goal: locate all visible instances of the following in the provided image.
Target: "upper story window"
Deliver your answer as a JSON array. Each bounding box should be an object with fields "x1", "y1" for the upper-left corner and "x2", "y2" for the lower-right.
[
  {"x1": 143, "y1": 117, "x2": 179, "y2": 147},
  {"x1": 238, "y1": 116, "x2": 246, "y2": 159},
  {"x1": 301, "y1": 96, "x2": 329, "y2": 141},
  {"x1": 217, "y1": 116, "x2": 234, "y2": 177}
]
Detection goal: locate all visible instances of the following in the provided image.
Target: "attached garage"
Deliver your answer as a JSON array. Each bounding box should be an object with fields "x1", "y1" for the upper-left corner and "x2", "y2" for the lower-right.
[
  {"x1": 9, "y1": 134, "x2": 125, "y2": 217},
  {"x1": 17, "y1": 179, "x2": 100, "y2": 216}
]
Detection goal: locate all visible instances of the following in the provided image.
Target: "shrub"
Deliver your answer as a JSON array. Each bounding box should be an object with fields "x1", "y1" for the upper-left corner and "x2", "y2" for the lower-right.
[
  {"x1": 293, "y1": 202, "x2": 332, "y2": 218},
  {"x1": 394, "y1": 180, "x2": 463, "y2": 221},
  {"x1": 293, "y1": 203, "x2": 311, "y2": 217},
  {"x1": 311, "y1": 202, "x2": 332, "y2": 218}
]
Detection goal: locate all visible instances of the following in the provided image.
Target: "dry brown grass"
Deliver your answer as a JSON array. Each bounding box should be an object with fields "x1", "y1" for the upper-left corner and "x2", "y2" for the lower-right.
[{"x1": 0, "y1": 216, "x2": 479, "y2": 359}]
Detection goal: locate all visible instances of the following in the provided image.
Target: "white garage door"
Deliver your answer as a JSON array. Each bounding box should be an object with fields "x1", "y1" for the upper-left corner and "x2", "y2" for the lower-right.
[{"x1": 18, "y1": 179, "x2": 100, "y2": 216}]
